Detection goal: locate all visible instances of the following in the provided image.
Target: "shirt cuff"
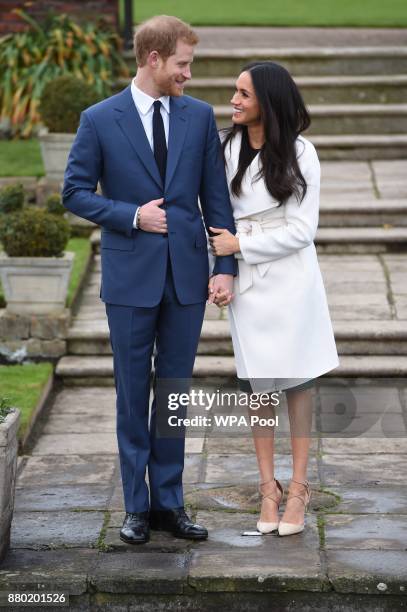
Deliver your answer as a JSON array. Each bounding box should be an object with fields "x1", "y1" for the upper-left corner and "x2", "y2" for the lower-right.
[{"x1": 132, "y1": 206, "x2": 139, "y2": 229}]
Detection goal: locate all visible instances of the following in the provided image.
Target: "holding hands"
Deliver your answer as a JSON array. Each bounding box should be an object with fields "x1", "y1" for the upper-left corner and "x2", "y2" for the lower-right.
[
  {"x1": 208, "y1": 274, "x2": 234, "y2": 307},
  {"x1": 207, "y1": 227, "x2": 239, "y2": 307}
]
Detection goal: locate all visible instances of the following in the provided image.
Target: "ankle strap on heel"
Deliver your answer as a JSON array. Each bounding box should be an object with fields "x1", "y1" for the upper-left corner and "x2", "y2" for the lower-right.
[
  {"x1": 259, "y1": 478, "x2": 284, "y2": 507},
  {"x1": 286, "y1": 479, "x2": 311, "y2": 511}
]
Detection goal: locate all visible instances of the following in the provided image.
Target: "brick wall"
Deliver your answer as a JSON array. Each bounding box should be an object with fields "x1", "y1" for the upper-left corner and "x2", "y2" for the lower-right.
[{"x1": 0, "y1": 0, "x2": 119, "y2": 34}]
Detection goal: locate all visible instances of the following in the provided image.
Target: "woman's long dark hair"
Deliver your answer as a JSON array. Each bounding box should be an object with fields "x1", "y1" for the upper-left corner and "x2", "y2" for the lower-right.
[{"x1": 222, "y1": 61, "x2": 311, "y2": 205}]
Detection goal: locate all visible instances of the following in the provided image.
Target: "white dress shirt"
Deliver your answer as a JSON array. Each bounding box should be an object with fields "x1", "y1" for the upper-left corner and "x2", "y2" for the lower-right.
[{"x1": 130, "y1": 80, "x2": 170, "y2": 228}]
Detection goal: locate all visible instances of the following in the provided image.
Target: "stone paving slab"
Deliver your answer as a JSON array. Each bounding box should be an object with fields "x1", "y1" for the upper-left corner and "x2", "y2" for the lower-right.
[
  {"x1": 320, "y1": 438, "x2": 407, "y2": 454},
  {"x1": 324, "y1": 514, "x2": 407, "y2": 550},
  {"x1": 32, "y1": 433, "x2": 118, "y2": 456},
  {"x1": 324, "y1": 485, "x2": 407, "y2": 515},
  {"x1": 14, "y1": 484, "x2": 112, "y2": 512},
  {"x1": 17, "y1": 455, "x2": 116, "y2": 487},
  {"x1": 194, "y1": 510, "x2": 319, "y2": 552},
  {"x1": 89, "y1": 552, "x2": 189, "y2": 595},
  {"x1": 50, "y1": 388, "x2": 116, "y2": 415},
  {"x1": 188, "y1": 546, "x2": 327, "y2": 593},
  {"x1": 10, "y1": 511, "x2": 105, "y2": 549},
  {"x1": 43, "y1": 413, "x2": 115, "y2": 434},
  {"x1": 320, "y1": 454, "x2": 407, "y2": 486},
  {"x1": 325, "y1": 549, "x2": 407, "y2": 595},
  {"x1": 0, "y1": 549, "x2": 97, "y2": 595},
  {"x1": 204, "y1": 453, "x2": 319, "y2": 485}
]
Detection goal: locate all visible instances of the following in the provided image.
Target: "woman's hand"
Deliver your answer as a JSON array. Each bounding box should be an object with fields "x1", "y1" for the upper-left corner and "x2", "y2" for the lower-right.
[
  {"x1": 209, "y1": 227, "x2": 240, "y2": 256},
  {"x1": 208, "y1": 274, "x2": 234, "y2": 308}
]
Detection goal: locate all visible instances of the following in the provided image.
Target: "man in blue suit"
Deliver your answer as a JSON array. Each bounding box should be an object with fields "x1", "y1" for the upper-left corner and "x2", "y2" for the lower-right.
[{"x1": 63, "y1": 15, "x2": 236, "y2": 544}]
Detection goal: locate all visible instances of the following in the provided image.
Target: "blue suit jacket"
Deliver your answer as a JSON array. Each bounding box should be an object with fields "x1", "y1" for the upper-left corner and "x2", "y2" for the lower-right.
[{"x1": 62, "y1": 85, "x2": 237, "y2": 307}]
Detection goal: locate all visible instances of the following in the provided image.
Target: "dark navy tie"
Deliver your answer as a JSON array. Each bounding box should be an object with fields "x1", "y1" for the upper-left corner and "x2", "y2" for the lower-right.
[{"x1": 153, "y1": 100, "x2": 167, "y2": 184}]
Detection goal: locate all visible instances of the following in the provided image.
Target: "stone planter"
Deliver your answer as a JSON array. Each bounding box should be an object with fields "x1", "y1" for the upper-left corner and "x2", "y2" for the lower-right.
[
  {"x1": 38, "y1": 130, "x2": 75, "y2": 183},
  {"x1": 0, "y1": 252, "x2": 74, "y2": 315},
  {"x1": 0, "y1": 409, "x2": 20, "y2": 562}
]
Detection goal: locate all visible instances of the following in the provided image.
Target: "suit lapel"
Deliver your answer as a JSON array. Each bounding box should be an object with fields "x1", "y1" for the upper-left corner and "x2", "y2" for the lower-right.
[
  {"x1": 114, "y1": 86, "x2": 163, "y2": 189},
  {"x1": 165, "y1": 96, "x2": 189, "y2": 191}
]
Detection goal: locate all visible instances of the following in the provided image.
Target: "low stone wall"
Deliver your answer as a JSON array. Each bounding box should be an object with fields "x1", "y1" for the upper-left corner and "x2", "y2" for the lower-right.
[
  {"x1": 0, "y1": 409, "x2": 19, "y2": 563},
  {"x1": 0, "y1": 0, "x2": 119, "y2": 34},
  {"x1": 0, "y1": 310, "x2": 71, "y2": 360}
]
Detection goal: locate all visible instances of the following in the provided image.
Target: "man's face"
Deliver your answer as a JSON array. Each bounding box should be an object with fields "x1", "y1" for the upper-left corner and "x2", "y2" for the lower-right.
[{"x1": 154, "y1": 40, "x2": 194, "y2": 96}]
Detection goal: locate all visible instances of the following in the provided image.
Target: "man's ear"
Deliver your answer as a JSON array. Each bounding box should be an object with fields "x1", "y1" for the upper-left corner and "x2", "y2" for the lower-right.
[{"x1": 147, "y1": 50, "x2": 160, "y2": 68}]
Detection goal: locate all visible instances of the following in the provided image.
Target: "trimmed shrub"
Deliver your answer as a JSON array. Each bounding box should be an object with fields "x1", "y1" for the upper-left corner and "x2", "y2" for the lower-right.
[
  {"x1": 45, "y1": 193, "x2": 66, "y2": 216},
  {"x1": 0, "y1": 207, "x2": 70, "y2": 257},
  {"x1": 39, "y1": 75, "x2": 101, "y2": 133},
  {"x1": 0, "y1": 184, "x2": 25, "y2": 214}
]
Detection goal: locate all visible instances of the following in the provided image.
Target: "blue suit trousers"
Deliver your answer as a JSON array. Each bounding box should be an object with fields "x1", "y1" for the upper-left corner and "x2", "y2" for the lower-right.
[{"x1": 105, "y1": 256, "x2": 206, "y2": 512}]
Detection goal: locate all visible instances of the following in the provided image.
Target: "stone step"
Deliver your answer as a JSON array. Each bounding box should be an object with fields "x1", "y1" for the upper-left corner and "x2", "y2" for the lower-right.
[
  {"x1": 67, "y1": 320, "x2": 407, "y2": 357},
  {"x1": 56, "y1": 353, "x2": 407, "y2": 385},
  {"x1": 192, "y1": 74, "x2": 407, "y2": 105},
  {"x1": 316, "y1": 226, "x2": 407, "y2": 253},
  {"x1": 90, "y1": 200, "x2": 407, "y2": 233},
  {"x1": 318, "y1": 200, "x2": 407, "y2": 227},
  {"x1": 123, "y1": 46, "x2": 407, "y2": 77},
  {"x1": 90, "y1": 227, "x2": 407, "y2": 255},
  {"x1": 214, "y1": 103, "x2": 407, "y2": 134},
  {"x1": 115, "y1": 74, "x2": 407, "y2": 105},
  {"x1": 312, "y1": 134, "x2": 407, "y2": 160}
]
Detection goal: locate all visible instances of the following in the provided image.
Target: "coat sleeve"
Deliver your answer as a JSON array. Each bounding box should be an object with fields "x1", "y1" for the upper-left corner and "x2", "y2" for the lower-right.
[
  {"x1": 199, "y1": 108, "x2": 237, "y2": 276},
  {"x1": 62, "y1": 111, "x2": 137, "y2": 237},
  {"x1": 238, "y1": 140, "x2": 320, "y2": 265}
]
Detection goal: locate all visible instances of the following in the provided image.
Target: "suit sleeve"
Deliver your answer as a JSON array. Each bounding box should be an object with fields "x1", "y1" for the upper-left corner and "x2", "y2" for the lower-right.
[
  {"x1": 199, "y1": 108, "x2": 237, "y2": 276},
  {"x1": 239, "y1": 141, "x2": 320, "y2": 265},
  {"x1": 62, "y1": 111, "x2": 137, "y2": 237}
]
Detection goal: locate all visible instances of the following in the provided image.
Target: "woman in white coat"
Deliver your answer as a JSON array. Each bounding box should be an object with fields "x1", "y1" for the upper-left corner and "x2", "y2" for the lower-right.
[{"x1": 209, "y1": 61, "x2": 339, "y2": 536}]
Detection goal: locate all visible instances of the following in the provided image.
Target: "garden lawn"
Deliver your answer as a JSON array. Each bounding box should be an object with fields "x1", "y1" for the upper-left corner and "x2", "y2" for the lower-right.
[
  {"x1": 0, "y1": 236, "x2": 92, "y2": 308},
  {"x1": 65, "y1": 237, "x2": 92, "y2": 306},
  {"x1": 122, "y1": 0, "x2": 407, "y2": 26},
  {"x1": 0, "y1": 139, "x2": 43, "y2": 177},
  {"x1": 0, "y1": 362, "x2": 53, "y2": 442}
]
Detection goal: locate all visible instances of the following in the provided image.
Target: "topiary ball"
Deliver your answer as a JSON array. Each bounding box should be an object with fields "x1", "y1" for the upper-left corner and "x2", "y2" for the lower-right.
[
  {"x1": 0, "y1": 207, "x2": 71, "y2": 257},
  {"x1": 0, "y1": 183, "x2": 25, "y2": 214},
  {"x1": 39, "y1": 74, "x2": 102, "y2": 133}
]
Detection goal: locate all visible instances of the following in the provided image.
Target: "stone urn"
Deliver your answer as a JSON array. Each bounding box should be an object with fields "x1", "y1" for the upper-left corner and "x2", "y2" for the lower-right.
[
  {"x1": 0, "y1": 408, "x2": 20, "y2": 562},
  {"x1": 0, "y1": 252, "x2": 74, "y2": 315},
  {"x1": 38, "y1": 130, "x2": 75, "y2": 183}
]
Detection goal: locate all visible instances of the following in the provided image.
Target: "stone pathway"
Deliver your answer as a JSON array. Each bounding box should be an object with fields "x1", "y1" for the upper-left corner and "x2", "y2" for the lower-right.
[{"x1": 2, "y1": 379, "x2": 407, "y2": 608}]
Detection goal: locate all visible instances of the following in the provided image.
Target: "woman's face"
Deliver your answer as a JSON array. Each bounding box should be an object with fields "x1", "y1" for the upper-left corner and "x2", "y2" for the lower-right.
[{"x1": 230, "y1": 71, "x2": 261, "y2": 127}]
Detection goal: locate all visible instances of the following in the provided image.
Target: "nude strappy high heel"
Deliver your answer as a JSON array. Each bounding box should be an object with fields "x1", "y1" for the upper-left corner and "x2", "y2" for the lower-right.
[
  {"x1": 256, "y1": 478, "x2": 284, "y2": 534},
  {"x1": 278, "y1": 478, "x2": 311, "y2": 536}
]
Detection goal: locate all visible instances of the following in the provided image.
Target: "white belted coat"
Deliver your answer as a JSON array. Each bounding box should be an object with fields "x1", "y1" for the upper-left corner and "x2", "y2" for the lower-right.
[{"x1": 224, "y1": 131, "x2": 339, "y2": 391}]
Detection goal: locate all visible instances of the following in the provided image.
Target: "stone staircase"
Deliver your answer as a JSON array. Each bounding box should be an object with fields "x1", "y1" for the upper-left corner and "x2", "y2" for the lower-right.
[
  {"x1": 56, "y1": 245, "x2": 407, "y2": 385},
  {"x1": 56, "y1": 40, "x2": 407, "y2": 386},
  {"x1": 119, "y1": 45, "x2": 407, "y2": 160}
]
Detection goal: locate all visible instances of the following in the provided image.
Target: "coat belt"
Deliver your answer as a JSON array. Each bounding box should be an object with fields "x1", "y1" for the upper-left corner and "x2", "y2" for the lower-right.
[{"x1": 235, "y1": 217, "x2": 285, "y2": 294}]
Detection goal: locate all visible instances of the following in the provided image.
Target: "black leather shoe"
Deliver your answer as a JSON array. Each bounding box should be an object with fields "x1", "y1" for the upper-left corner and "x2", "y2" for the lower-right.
[
  {"x1": 120, "y1": 511, "x2": 150, "y2": 544},
  {"x1": 149, "y1": 507, "x2": 208, "y2": 540}
]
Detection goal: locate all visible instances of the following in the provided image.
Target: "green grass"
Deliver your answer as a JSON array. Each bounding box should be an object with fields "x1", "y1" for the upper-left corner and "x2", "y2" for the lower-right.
[
  {"x1": 0, "y1": 139, "x2": 44, "y2": 178},
  {"x1": 0, "y1": 236, "x2": 92, "y2": 308},
  {"x1": 120, "y1": 0, "x2": 407, "y2": 26},
  {"x1": 65, "y1": 237, "x2": 92, "y2": 306},
  {"x1": 0, "y1": 363, "x2": 53, "y2": 441}
]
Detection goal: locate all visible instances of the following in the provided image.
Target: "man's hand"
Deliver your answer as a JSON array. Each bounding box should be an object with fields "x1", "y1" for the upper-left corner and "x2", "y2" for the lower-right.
[
  {"x1": 138, "y1": 198, "x2": 167, "y2": 233},
  {"x1": 208, "y1": 274, "x2": 234, "y2": 307},
  {"x1": 209, "y1": 227, "x2": 240, "y2": 256}
]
